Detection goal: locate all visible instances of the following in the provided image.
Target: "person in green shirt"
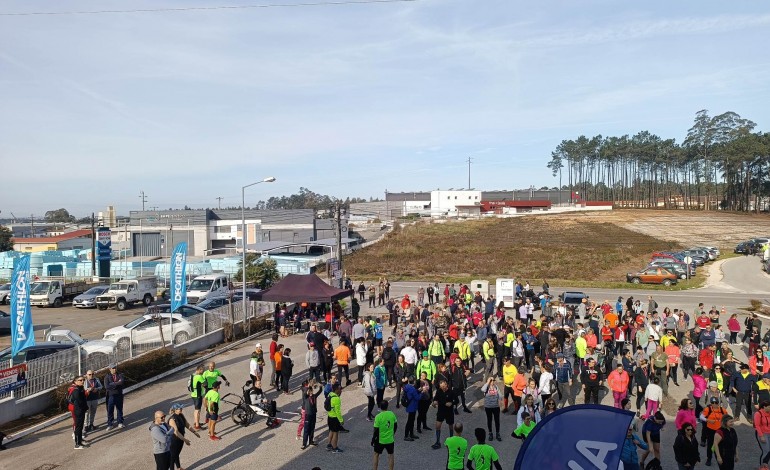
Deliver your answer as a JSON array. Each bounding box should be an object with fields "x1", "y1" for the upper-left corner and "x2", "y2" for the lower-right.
[
  {"x1": 202, "y1": 362, "x2": 230, "y2": 391},
  {"x1": 202, "y1": 381, "x2": 222, "y2": 440},
  {"x1": 416, "y1": 352, "x2": 437, "y2": 381},
  {"x1": 445, "y1": 422, "x2": 468, "y2": 470},
  {"x1": 372, "y1": 400, "x2": 397, "y2": 470},
  {"x1": 189, "y1": 364, "x2": 206, "y2": 429},
  {"x1": 326, "y1": 383, "x2": 344, "y2": 453},
  {"x1": 511, "y1": 412, "x2": 536, "y2": 440},
  {"x1": 467, "y1": 427, "x2": 502, "y2": 470}
]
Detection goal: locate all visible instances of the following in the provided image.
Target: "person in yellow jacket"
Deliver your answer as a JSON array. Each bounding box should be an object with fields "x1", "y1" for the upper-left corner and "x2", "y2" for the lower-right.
[
  {"x1": 501, "y1": 357, "x2": 518, "y2": 413},
  {"x1": 429, "y1": 336, "x2": 446, "y2": 365},
  {"x1": 483, "y1": 338, "x2": 498, "y2": 381},
  {"x1": 416, "y1": 351, "x2": 437, "y2": 381},
  {"x1": 326, "y1": 383, "x2": 344, "y2": 453},
  {"x1": 456, "y1": 337, "x2": 471, "y2": 367}
]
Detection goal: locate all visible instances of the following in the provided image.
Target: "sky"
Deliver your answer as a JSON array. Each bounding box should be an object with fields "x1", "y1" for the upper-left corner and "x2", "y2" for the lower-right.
[{"x1": 1, "y1": 0, "x2": 769, "y2": 217}]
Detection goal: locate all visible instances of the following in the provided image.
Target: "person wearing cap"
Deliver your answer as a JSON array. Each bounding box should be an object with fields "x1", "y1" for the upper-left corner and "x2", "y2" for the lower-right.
[
  {"x1": 168, "y1": 402, "x2": 199, "y2": 470},
  {"x1": 104, "y1": 363, "x2": 125, "y2": 430},
  {"x1": 700, "y1": 396, "x2": 728, "y2": 466},
  {"x1": 416, "y1": 351, "x2": 437, "y2": 381},
  {"x1": 755, "y1": 400, "x2": 770, "y2": 467},
  {"x1": 83, "y1": 369, "x2": 102, "y2": 434},
  {"x1": 756, "y1": 373, "x2": 770, "y2": 406},
  {"x1": 731, "y1": 362, "x2": 755, "y2": 423}
]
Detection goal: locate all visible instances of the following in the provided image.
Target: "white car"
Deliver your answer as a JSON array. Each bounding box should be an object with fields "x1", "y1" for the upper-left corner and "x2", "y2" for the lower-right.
[
  {"x1": 45, "y1": 328, "x2": 116, "y2": 369},
  {"x1": 0, "y1": 283, "x2": 10, "y2": 304},
  {"x1": 103, "y1": 313, "x2": 196, "y2": 349}
]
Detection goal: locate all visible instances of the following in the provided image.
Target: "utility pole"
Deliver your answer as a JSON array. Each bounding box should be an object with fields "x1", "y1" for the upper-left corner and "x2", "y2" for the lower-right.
[
  {"x1": 216, "y1": 197, "x2": 223, "y2": 209},
  {"x1": 335, "y1": 201, "x2": 343, "y2": 289},
  {"x1": 139, "y1": 190, "x2": 147, "y2": 211},
  {"x1": 467, "y1": 157, "x2": 473, "y2": 190},
  {"x1": 91, "y1": 213, "x2": 96, "y2": 277}
]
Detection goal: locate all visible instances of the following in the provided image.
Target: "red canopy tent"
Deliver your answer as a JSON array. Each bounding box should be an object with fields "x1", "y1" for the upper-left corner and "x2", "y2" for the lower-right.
[{"x1": 254, "y1": 274, "x2": 353, "y2": 303}]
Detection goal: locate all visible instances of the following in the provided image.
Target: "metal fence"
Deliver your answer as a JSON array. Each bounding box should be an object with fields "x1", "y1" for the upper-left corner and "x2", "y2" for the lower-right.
[{"x1": 0, "y1": 300, "x2": 276, "y2": 401}]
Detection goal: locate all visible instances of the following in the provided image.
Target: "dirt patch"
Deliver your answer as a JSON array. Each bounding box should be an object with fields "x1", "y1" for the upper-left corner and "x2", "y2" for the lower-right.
[{"x1": 345, "y1": 215, "x2": 680, "y2": 282}]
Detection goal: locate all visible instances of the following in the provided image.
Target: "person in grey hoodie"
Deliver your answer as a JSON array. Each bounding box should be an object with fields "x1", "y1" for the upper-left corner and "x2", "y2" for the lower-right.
[
  {"x1": 306, "y1": 343, "x2": 321, "y2": 383},
  {"x1": 83, "y1": 370, "x2": 103, "y2": 434},
  {"x1": 150, "y1": 410, "x2": 173, "y2": 470}
]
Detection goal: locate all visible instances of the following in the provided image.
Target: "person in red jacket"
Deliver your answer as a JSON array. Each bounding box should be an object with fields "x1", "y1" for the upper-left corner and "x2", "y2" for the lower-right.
[
  {"x1": 750, "y1": 349, "x2": 770, "y2": 376},
  {"x1": 754, "y1": 400, "x2": 770, "y2": 468},
  {"x1": 699, "y1": 344, "x2": 716, "y2": 375},
  {"x1": 607, "y1": 364, "x2": 630, "y2": 408},
  {"x1": 269, "y1": 334, "x2": 279, "y2": 387}
]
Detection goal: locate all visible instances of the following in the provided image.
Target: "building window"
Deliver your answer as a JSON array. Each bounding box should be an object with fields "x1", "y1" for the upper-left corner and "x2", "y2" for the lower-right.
[
  {"x1": 447, "y1": 196, "x2": 450, "y2": 200},
  {"x1": 454, "y1": 196, "x2": 457, "y2": 200}
]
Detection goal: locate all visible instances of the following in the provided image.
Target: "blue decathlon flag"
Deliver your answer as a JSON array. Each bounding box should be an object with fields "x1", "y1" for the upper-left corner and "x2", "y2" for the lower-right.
[
  {"x1": 10, "y1": 255, "x2": 35, "y2": 357},
  {"x1": 514, "y1": 404, "x2": 634, "y2": 470},
  {"x1": 170, "y1": 242, "x2": 188, "y2": 313}
]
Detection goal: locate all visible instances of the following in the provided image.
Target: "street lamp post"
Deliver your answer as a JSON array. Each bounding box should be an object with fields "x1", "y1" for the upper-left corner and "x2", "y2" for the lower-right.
[{"x1": 242, "y1": 177, "x2": 276, "y2": 328}]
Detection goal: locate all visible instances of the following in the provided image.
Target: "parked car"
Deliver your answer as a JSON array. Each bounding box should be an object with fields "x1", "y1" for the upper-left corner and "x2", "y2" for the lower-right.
[
  {"x1": 693, "y1": 246, "x2": 719, "y2": 260},
  {"x1": 103, "y1": 313, "x2": 196, "y2": 349},
  {"x1": 684, "y1": 248, "x2": 712, "y2": 262},
  {"x1": 558, "y1": 291, "x2": 588, "y2": 307},
  {"x1": 197, "y1": 296, "x2": 241, "y2": 311},
  {"x1": 626, "y1": 267, "x2": 678, "y2": 286},
  {"x1": 73, "y1": 285, "x2": 110, "y2": 308},
  {"x1": 735, "y1": 241, "x2": 757, "y2": 255},
  {"x1": 0, "y1": 283, "x2": 10, "y2": 304},
  {"x1": 44, "y1": 328, "x2": 116, "y2": 369},
  {"x1": 0, "y1": 342, "x2": 76, "y2": 363},
  {"x1": 145, "y1": 303, "x2": 207, "y2": 317},
  {"x1": 651, "y1": 251, "x2": 685, "y2": 263},
  {"x1": 647, "y1": 261, "x2": 689, "y2": 279},
  {"x1": 0, "y1": 309, "x2": 10, "y2": 334}
]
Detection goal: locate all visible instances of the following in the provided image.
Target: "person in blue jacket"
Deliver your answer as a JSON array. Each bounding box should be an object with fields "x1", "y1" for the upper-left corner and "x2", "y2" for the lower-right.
[
  {"x1": 620, "y1": 424, "x2": 648, "y2": 470},
  {"x1": 403, "y1": 377, "x2": 422, "y2": 441}
]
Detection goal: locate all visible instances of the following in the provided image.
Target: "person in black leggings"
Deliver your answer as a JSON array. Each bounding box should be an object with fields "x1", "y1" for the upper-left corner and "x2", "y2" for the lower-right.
[
  {"x1": 416, "y1": 372, "x2": 433, "y2": 433},
  {"x1": 168, "y1": 403, "x2": 199, "y2": 470},
  {"x1": 481, "y1": 377, "x2": 503, "y2": 441}
]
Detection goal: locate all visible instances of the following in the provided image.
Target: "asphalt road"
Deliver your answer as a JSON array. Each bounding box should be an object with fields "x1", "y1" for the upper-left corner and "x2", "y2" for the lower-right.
[{"x1": 2, "y1": 255, "x2": 770, "y2": 469}]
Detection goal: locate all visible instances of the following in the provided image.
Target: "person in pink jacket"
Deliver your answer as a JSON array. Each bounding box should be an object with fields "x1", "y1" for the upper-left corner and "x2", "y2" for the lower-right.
[
  {"x1": 727, "y1": 314, "x2": 741, "y2": 344},
  {"x1": 675, "y1": 398, "x2": 697, "y2": 430},
  {"x1": 607, "y1": 363, "x2": 630, "y2": 408},
  {"x1": 755, "y1": 400, "x2": 770, "y2": 468},
  {"x1": 691, "y1": 367, "x2": 707, "y2": 417}
]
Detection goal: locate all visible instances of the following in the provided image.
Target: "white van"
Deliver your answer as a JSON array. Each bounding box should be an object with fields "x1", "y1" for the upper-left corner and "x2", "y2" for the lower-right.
[
  {"x1": 187, "y1": 274, "x2": 230, "y2": 304},
  {"x1": 495, "y1": 278, "x2": 515, "y2": 308}
]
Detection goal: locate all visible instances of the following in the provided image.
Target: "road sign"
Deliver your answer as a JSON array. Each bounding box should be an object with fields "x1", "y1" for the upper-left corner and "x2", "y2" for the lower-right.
[{"x1": 683, "y1": 256, "x2": 693, "y2": 265}]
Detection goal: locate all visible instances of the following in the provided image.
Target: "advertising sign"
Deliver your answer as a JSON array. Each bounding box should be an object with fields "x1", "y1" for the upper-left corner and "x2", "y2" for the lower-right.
[
  {"x1": 0, "y1": 364, "x2": 28, "y2": 394},
  {"x1": 10, "y1": 255, "x2": 35, "y2": 357},
  {"x1": 170, "y1": 242, "x2": 188, "y2": 313},
  {"x1": 97, "y1": 228, "x2": 112, "y2": 261}
]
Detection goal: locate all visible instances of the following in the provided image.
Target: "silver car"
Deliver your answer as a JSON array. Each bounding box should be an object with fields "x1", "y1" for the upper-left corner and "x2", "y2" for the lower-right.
[
  {"x1": 73, "y1": 285, "x2": 110, "y2": 308},
  {"x1": 0, "y1": 283, "x2": 10, "y2": 304}
]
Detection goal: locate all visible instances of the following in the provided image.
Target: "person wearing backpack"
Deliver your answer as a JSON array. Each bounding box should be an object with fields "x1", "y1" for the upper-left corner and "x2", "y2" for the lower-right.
[
  {"x1": 701, "y1": 397, "x2": 728, "y2": 466},
  {"x1": 712, "y1": 414, "x2": 738, "y2": 469},
  {"x1": 69, "y1": 376, "x2": 88, "y2": 449},
  {"x1": 325, "y1": 383, "x2": 344, "y2": 453},
  {"x1": 189, "y1": 364, "x2": 206, "y2": 430}
]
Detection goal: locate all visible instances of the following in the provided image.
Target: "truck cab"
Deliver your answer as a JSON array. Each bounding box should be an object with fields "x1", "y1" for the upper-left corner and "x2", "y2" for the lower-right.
[
  {"x1": 186, "y1": 274, "x2": 230, "y2": 304},
  {"x1": 30, "y1": 280, "x2": 89, "y2": 308},
  {"x1": 96, "y1": 276, "x2": 157, "y2": 311}
]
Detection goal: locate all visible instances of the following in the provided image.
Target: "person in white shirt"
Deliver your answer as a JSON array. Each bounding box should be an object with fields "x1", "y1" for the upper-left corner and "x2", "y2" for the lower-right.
[
  {"x1": 643, "y1": 376, "x2": 663, "y2": 418},
  {"x1": 356, "y1": 338, "x2": 369, "y2": 384},
  {"x1": 400, "y1": 341, "x2": 418, "y2": 378}
]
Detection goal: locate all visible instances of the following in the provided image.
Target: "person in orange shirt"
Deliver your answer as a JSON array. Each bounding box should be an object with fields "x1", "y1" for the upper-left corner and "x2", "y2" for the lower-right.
[
  {"x1": 585, "y1": 329, "x2": 598, "y2": 349},
  {"x1": 273, "y1": 344, "x2": 283, "y2": 392},
  {"x1": 607, "y1": 363, "x2": 629, "y2": 408},
  {"x1": 665, "y1": 339, "x2": 681, "y2": 387},
  {"x1": 511, "y1": 371, "x2": 528, "y2": 414},
  {"x1": 334, "y1": 342, "x2": 352, "y2": 387},
  {"x1": 605, "y1": 312, "x2": 619, "y2": 328}
]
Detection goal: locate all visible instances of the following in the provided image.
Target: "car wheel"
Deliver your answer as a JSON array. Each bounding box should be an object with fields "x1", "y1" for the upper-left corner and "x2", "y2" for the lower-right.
[
  {"x1": 98, "y1": 305, "x2": 107, "y2": 311},
  {"x1": 631, "y1": 278, "x2": 641, "y2": 284},
  {"x1": 143, "y1": 294, "x2": 153, "y2": 306},
  {"x1": 231, "y1": 405, "x2": 251, "y2": 427},
  {"x1": 662, "y1": 279, "x2": 672, "y2": 286},
  {"x1": 174, "y1": 332, "x2": 189, "y2": 344},
  {"x1": 116, "y1": 299, "x2": 127, "y2": 311},
  {"x1": 117, "y1": 337, "x2": 131, "y2": 350},
  {"x1": 88, "y1": 352, "x2": 109, "y2": 370},
  {"x1": 53, "y1": 297, "x2": 63, "y2": 308}
]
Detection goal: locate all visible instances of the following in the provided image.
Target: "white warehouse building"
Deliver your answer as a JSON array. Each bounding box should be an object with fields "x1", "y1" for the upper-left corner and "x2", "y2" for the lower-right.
[{"x1": 430, "y1": 190, "x2": 482, "y2": 217}]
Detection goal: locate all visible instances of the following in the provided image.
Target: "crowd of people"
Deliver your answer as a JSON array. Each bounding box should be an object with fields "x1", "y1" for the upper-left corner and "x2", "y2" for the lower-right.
[{"x1": 60, "y1": 281, "x2": 770, "y2": 469}]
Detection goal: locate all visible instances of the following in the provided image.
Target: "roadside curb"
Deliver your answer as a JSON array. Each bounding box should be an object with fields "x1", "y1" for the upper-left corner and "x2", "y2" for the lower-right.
[{"x1": 5, "y1": 329, "x2": 270, "y2": 444}]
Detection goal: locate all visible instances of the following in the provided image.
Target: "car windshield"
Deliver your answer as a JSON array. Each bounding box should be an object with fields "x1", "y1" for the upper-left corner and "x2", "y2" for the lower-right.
[
  {"x1": 124, "y1": 317, "x2": 149, "y2": 328},
  {"x1": 30, "y1": 282, "x2": 50, "y2": 294},
  {"x1": 84, "y1": 287, "x2": 107, "y2": 295},
  {"x1": 189, "y1": 279, "x2": 214, "y2": 290},
  {"x1": 109, "y1": 283, "x2": 129, "y2": 291}
]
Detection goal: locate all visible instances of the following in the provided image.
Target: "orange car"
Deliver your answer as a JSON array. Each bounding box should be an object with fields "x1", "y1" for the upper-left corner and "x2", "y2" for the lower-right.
[{"x1": 626, "y1": 267, "x2": 678, "y2": 286}]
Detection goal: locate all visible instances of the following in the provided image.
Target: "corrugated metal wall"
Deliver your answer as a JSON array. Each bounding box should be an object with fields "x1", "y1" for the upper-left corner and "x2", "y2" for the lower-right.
[{"x1": 133, "y1": 232, "x2": 161, "y2": 257}]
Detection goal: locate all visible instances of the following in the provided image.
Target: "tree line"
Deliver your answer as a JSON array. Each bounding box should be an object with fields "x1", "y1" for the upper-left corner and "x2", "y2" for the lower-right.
[{"x1": 546, "y1": 110, "x2": 770, "y2": 211}]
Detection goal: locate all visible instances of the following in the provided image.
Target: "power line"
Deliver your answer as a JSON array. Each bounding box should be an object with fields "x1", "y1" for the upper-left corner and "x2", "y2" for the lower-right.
[{"x1": 0, "y1": 0, "x2": 419, "y2": 16}]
